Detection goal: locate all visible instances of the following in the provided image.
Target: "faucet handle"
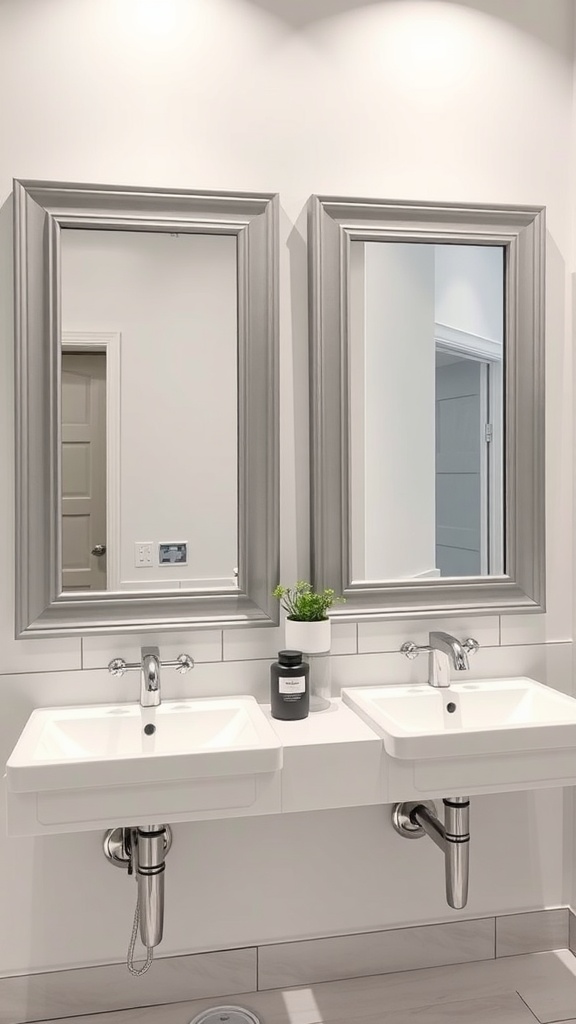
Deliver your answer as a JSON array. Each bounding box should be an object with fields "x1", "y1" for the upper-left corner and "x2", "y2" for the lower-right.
[
  {"x1": 400, "y1": 637, "x2": 480, "y2": 661},
  {"x1": 400, "y1": 641, "x2": 422, "y2": 660},
  {"x1": 108, "y1": 657, "x2": 140, "y2": 677},
  {"x1": 462, "y1": 638, "x2": 480, "y2": 656},
  {"x1": 174, "y1": 654, "x2": 194, "y2": 673},
  {"x1": 158, "y1": 654, "x2": 194, "y2": 673}
]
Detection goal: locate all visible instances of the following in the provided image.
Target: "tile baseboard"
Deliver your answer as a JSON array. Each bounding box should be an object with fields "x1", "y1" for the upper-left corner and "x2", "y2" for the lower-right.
[
  {"x1": 1, "y1": 909, "x2": 572, "y2": 1024},
  {"x1": 257, "y1": 916, "x2": 496, "y2": 990}
]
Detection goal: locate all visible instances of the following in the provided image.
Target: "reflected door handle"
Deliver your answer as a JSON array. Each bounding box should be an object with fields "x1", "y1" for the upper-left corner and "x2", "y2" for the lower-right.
[{"x1": 92, "y1": 544, "x2": 106, "y2": 557}]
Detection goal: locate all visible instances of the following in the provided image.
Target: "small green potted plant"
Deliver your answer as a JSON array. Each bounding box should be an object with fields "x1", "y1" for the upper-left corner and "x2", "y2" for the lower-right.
[{"x1": 273, "y1": 580, "x2": 343, "y2": 654}]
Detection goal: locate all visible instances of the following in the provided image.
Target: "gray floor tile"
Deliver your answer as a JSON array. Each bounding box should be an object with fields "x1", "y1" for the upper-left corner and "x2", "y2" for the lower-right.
[
  {"x1": 0, "y1": 947, "x2": 256, "y2": 1024},
  {"x1": 515, "y1": 948, "x2": 576, "y2": 1022}
]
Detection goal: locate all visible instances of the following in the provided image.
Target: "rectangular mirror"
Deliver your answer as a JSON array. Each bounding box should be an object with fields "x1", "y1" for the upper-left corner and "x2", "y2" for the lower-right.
[
  {"x1": 15, "y1": 180, "x2": 279, "y2": 636},
  {"x1": 309, "y1": 196, "x2": 545, "y2": 619}
]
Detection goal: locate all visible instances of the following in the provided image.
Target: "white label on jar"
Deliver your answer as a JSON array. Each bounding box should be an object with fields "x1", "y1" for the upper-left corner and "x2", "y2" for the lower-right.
[{"x1": 279, "y1": 675, "x2": 306, "y2": 695}]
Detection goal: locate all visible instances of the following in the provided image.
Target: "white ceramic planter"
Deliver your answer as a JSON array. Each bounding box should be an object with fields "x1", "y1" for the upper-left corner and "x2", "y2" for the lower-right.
[{"x1": 284, "y1": 617, "x2": 331, "y2": 654}]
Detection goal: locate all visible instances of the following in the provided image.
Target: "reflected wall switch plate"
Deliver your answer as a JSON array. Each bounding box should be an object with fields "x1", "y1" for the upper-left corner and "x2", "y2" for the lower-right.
[
  {"x1": 134, "y1": 542, "x2": 153, "y2": 567},
  {"x1": 159, "y1": 542, "x2": 188, "y2": 565}
]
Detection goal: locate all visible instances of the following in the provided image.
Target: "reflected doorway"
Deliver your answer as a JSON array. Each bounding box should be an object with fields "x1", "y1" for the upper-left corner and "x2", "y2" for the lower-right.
[
  {"x1": 61, "y1": 350, "x2": 107, "y2": 591},
  {"x1": 435, "y1": 348, "x2": 503, "y2": 577}
]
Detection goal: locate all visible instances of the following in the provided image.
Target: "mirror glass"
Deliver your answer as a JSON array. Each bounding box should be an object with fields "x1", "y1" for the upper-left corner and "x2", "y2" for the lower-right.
[
  {"x1": 349, "y1": 241, "x2": 504, "y2": 582},
  {"x1": 60, "y1": 228, "x2": 238, "y2": 594}
]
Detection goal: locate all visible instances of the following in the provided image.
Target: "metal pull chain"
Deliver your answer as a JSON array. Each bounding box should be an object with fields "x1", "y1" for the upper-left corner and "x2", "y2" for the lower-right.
[{"x1": 126, "y1": 896, "x2": 154, "y2": 977}]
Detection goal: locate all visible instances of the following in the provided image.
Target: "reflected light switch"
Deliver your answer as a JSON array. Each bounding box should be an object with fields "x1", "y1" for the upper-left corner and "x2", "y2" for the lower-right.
[{"x1": 134, "y1": 542, "x2": 153, "y2": 567}]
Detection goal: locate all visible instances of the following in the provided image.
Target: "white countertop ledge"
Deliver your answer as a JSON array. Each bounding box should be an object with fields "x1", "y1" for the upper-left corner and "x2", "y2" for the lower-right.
[{"x1": 264, "y1": 699, "x2": 385, "y2": 814}]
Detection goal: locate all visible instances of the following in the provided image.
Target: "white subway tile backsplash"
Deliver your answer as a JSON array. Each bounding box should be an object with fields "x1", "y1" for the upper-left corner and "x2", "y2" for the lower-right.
[
  {"x1": 223, "y1": 623, "x2": 285, "y2": 661},
  {"x1": 330, "y1": 623, "x2": 358, "y2": 654},
  {"x1": 331, "y1": 650, "x2": 425, "y2": 691},
  {"x1": 82, "y1": 630, "x2": 223, "y2": 670},
  {"x1": 0, "y1": 624, "x2": 81, "y2": 676},
  {"x1": 358, "y1": 616, "x2": 500, "y2": 655},
  {"x1": 330, "y1": 641, "x2": 572, "y2": 697},
  {"x1": 466, "y1": 642, "x2": 573, "y2": 695},
  {"x1": 500, "y1": 610, "x2": 573, "y2": 647},
  {"x1": 224, "y1": 622, "x2": 356, "y2": 661}
]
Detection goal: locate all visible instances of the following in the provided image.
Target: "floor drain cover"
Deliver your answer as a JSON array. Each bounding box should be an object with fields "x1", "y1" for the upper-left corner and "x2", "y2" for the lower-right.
[{"x1": 189, "y1": 1007, "x2": 261, "y2": 1024}]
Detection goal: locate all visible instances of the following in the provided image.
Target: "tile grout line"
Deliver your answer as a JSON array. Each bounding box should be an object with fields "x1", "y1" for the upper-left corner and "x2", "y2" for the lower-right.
[
  {"x1": 7, "y1": 948, "x2": 574, "y2": 1024},
  {"x1": 0, "y1": 638, "x2": 572, "y2": 677},
  {"x1": 516, "y1": 990, "x2": 544, "y2": 1023}
]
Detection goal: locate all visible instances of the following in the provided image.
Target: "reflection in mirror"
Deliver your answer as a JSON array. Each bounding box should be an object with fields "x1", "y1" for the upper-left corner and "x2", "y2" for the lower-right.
[
  {"x1": 349, "y1": 241, "x2": 504, "y2": 582},
  {"x1": 60, "y1": 229, "x2": 238, "y2": 595}
]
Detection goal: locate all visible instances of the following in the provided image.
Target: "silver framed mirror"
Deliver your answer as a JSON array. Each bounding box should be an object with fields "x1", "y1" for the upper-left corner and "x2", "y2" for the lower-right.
[
  {"x1": 309, "y1": 195, "x2": 545, "y2": 619},
  {"x1": 14, "y1": 179, "x2": 279, "y2": 637}
]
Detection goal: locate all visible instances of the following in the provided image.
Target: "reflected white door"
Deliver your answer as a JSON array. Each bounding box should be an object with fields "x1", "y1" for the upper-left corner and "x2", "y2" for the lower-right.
[
  {"x1": 61, "y1": 352, "x2": 107, "y2": 590},
  {"x1": 435, "y1": 357, "x2": 487, "y2": 576}
]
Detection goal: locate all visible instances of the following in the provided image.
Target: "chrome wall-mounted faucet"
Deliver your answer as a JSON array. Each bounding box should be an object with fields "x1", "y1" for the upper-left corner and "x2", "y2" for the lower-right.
[
  {"x1": 401, "y1": 633, "x2": 479, "y2": 687},
  {"x1": 140, "y1": 646, "x2": 161, "y2": 707},
  {"x1": 108, "y1": 647, "x2": 194, "y2": 707},
  {"x1": 428, "y1": 632, "x2": 469, "y2": 687}
]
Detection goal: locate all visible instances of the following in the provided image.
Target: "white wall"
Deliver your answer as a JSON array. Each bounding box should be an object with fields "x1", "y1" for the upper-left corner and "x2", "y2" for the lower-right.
[
  {"x1": 0, "y1": 0, "x2": 574, "y2": 975},
  {"x1": 61, "y1": 228, "x2": 238, "y2": 589},
  {"x1": 435, "y1": 244, "x2": 505, "y2": 342},
  {"x1": 361, "y1": 242, "x2": 437, "y2": 579}
]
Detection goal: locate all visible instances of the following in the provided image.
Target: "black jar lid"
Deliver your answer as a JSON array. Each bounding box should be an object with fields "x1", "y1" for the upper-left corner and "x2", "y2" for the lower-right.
[{"x1": 278, "y1": 650, "x2": 303, "y2": 666}]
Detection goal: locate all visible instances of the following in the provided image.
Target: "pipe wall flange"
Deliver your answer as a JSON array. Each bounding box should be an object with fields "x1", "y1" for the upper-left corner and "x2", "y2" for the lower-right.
[
  {"x1": 392, "y1": 801, "x2": 439, "y2": 839},
  {"x1": 103, "y1": 825, "x2": 173, "y2": 868}
]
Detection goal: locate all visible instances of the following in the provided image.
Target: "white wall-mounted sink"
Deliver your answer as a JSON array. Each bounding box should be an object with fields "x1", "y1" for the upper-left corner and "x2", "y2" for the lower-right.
[
  {"x1": 6, "y1": 696, "x2": 282, "y2": 836},
  {"x1": 342, "y1": 678, "x2": 576, "y2": 800}
]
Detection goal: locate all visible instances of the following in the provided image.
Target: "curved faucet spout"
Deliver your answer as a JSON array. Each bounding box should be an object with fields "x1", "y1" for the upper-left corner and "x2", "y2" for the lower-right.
[
  {"x1": 428, "y1": 632, "x2": 469, "y2": 687},
  {"x1": 141, "y1": 646, "x2": 161, "y2": 707}
]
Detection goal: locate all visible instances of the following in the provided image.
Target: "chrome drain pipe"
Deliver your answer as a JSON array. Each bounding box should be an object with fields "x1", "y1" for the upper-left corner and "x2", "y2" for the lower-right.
[
  {"x1": 136, "y1": 825, "x2": 168, "y2": 947},
  {"x1": 103, "y1": 823, "x2": 173, "y2": 968},
  {"x1": 392, "y1": 798, "x2": 470, "y2": 909}
]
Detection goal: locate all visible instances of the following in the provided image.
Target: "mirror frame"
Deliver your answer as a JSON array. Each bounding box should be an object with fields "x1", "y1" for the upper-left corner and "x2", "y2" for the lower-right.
[
  {"x1": 309, "y1": 195, "x2": 545, "y2": 619},
  {"x1": 14, "y1": 179, "x2": 279, "y2": 637}
]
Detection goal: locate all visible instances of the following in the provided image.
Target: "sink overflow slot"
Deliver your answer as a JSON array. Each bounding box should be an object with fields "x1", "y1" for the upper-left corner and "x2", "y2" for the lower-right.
[
  {"x1": 144, "y1": 723, "x2": 156, "y2": 735},
  {"x1": 446, "y1": 702, "x2": 457, "y2": 713}
]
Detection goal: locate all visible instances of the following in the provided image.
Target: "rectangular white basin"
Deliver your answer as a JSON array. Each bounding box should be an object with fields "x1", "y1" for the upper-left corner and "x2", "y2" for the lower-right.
[
  {"x1": 7, "y1": 695, "x2": 282, "y2": 793},
  {"x1": 342, "y1": 678, "x2": 576, "y2": 760}
]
